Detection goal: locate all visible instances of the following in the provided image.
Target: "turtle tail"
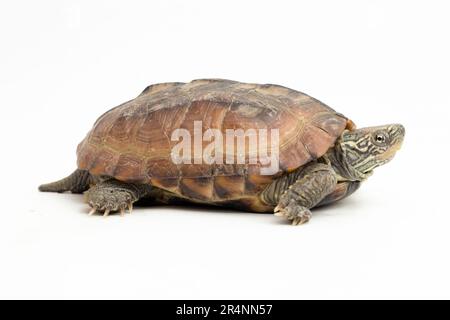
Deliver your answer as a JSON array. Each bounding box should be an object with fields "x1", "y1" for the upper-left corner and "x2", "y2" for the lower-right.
[{"x1": 39, "y1": 169, "x2": 93, "y2": 194}]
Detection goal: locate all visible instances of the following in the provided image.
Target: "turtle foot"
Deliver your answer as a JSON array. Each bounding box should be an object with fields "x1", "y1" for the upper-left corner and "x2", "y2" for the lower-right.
[
  {"x1": 274, "y1": 200, "x2": 312, "y2": 226},
  {"x1": 84, "y1": 182, "x2": 137, "y2": 217}
]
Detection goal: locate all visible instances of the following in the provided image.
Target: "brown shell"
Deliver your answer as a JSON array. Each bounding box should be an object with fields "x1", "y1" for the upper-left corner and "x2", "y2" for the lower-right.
[{"x1": 77, "y1": 79, "x2": 351, "y2": 209}]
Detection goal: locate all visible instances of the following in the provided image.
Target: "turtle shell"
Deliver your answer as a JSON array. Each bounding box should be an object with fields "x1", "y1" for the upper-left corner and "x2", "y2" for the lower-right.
[{"x1": 77, "y1": 79, "x2": 352, "y2": 209}]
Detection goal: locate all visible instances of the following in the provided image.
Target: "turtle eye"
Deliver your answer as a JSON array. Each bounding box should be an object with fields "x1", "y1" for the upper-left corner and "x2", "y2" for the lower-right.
[{"x1": 374, "y1": 133, "x2": 387, "y2": 145}]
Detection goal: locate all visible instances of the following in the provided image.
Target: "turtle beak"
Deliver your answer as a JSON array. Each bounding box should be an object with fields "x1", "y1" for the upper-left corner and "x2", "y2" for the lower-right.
[{"x1": 379, "y1": 124, "x2": 405, "y2": 162}]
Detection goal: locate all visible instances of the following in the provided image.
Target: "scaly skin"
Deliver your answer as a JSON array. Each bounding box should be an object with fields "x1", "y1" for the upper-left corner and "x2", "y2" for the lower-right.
[
  {"x1": 84, "y1": 179, "x2": 153, "y2": 216},
  {"x1": 268, "y1": 163, "x2": 337, "y2": 225},
  {"x1": 39, "y1": 172, "x2": 153, "y2": 216},
  {"x1": 39, "y1": 169, "x2": 93, "y2": 194},
  {"x1": 266, "y1": 124, "x2": 405, "y2": 225}
]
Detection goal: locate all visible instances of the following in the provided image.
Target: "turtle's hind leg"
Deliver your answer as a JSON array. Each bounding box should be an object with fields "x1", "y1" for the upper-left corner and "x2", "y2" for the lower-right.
[
  {"x1": 39, "y1": 169, "x2": 93, "y2": 194},
  {"x1": 85, "y1": 179, "x2": 152, "y2": 217}
]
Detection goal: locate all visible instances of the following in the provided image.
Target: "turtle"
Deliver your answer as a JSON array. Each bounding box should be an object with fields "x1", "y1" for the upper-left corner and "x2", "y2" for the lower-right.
[{"x1": 39, "y1": 79, "x2": 405, "y2": 225}]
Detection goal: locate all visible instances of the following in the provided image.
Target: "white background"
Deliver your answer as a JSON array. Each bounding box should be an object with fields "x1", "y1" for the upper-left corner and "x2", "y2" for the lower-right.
[{"x1": 0, "y1": 0, "x2": 449, "y2": 299}]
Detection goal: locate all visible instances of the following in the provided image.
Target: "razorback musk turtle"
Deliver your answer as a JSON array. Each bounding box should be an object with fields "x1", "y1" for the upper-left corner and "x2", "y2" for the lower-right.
[{"x1": 39, "y1": 79, "x2": 405, "y2": 225}]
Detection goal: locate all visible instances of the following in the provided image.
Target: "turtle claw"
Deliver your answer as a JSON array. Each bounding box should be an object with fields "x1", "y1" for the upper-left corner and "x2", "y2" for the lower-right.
[
  {"x1": 291, "y1": 215, "x2": 310, "y2": 226},
  {"x1": 87, "y1": 202, "x2": 133, "y2": 217},
  {"x1": 273, "y1": 205, "x2": 283, "y2": 216},
  {"x1": 274, "y1": 201, "x2": 312, "y2": 226}
]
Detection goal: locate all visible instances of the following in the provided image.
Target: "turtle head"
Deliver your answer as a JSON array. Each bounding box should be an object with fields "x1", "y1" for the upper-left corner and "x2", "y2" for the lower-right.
[{"x1": 337, "y1": 124, "x2": 405, "y2": 180}]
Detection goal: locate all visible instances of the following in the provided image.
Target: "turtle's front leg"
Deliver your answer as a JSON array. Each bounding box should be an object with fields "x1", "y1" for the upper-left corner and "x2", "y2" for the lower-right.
[
  {"x1": 273, "y1": 163, "x2": 337, "y2": 225},
  {"x1": 85, "y1": 179, "x2": 152, "y2": 216}
]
